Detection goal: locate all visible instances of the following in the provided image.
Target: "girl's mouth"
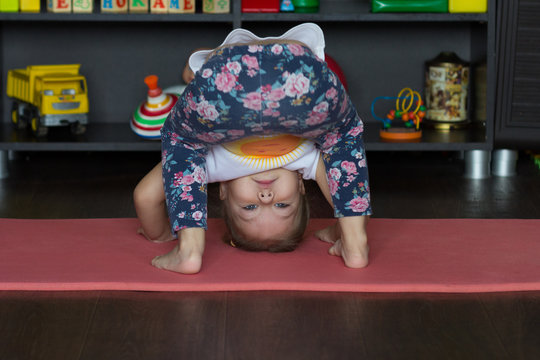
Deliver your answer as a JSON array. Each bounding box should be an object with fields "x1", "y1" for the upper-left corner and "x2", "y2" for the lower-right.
[{"x1": 254, "y1": 179, "x2": 275, "y2": 187}]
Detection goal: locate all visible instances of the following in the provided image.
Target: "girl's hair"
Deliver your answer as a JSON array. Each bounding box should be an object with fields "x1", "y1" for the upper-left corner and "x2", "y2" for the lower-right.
[{"x1": 221, "y1": 193, "x2": 310, "y2": 253}]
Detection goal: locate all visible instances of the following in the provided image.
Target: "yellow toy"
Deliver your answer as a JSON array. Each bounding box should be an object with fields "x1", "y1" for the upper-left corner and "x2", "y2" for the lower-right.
[
  {"x1": 0, "y1": 0, "x2": 18, "y2": 11},
  {"x1": 449, "y1": 0, "x2": 487, "y2": 13},
  {"x1": 371, "y1": 87, "x2": 425, "y2": 141},
  {"x1": 7, "y1": 64, "x2": 89, "y2": 137},
  {"x1": 20, "y1": 0, "x2": 40, "y2": 12}
]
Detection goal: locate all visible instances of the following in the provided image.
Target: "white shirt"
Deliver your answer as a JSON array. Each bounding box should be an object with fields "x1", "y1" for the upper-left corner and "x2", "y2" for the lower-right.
[{"x1": 206, "y1": 139, "x2": 320, "y2": 183}]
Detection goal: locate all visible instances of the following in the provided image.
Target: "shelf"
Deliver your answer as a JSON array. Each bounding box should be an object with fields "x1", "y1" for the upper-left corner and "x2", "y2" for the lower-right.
[
  {"x1": 363, "y1": 122, "x2": 489, "y2": 151},
  {"x1": 241, "y1": 12, "x2": 488, "y2": 23},
  {"x1": 0, "y1": 123, "x2": 160, "y2": 151},
  {"x1": 0, "y1": 122, "x2": 489, "y2": 152},
  {"x1": 0, "y1": 0, "x2": 494, "y2": 154},
  {"x1": 0, "y1": 12, "x2": 234, "y2": 23},
  {"x1": 242, "y1": 0, "x2": 488, "y2": 23},
  {"x1": 0, "y1": 11, "x2": 488, "y2": 23},
  {"x1": 0, "y1": 0, "x2": 488, "y2": 24}
]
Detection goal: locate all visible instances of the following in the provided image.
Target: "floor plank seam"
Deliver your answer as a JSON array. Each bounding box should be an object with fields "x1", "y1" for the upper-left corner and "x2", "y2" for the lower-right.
[
  {"x1": 75, "y1": 292, "x2": 101, "y2": 360},
  {"x1": 479, "y1": 297, "x2": 512, "y2": 359}
]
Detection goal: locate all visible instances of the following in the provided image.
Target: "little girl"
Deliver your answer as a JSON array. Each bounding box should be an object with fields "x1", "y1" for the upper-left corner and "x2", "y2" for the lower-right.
[{"x1": 136, "y1": 23, "x2": 372, "y2": 274}]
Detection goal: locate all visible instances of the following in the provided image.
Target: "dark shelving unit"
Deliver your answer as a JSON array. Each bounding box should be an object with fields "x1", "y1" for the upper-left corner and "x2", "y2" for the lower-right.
[
  {"x1": 0, "y1": 0, "x2": 496, "y2": 153},
  {"x1": 0, "y1": 12, "x2": 235, "y2": 22},
  {"x1": 0, "y1": 122, "x2": 489, "y2": 152}
]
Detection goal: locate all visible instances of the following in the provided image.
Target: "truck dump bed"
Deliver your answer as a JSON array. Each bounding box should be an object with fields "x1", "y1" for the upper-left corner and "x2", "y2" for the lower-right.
[{"x1": 7, "y1": 64, "x2": 82, "y2": 104}]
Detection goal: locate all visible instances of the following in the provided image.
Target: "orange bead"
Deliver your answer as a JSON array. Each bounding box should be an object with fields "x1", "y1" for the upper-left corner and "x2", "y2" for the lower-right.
[{"x1": 401, "y1": 113, "x2": 409, "y2": 121}]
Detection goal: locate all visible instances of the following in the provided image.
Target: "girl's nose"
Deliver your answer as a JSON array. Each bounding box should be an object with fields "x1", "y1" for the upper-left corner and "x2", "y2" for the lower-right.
[{"x1": 258, "y1": 189, "x2": 274, "y2": 204}]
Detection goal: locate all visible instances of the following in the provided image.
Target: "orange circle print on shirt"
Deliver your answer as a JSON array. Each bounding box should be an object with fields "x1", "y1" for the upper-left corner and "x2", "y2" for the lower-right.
[{"x1": 222, "y1": 134, "x2": 310, "y2": 170}]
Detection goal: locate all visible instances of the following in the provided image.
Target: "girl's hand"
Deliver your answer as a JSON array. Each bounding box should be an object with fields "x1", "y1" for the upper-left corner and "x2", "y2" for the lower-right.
[
  {"x1": 315, "y1": 216, "x2": 369, "y2": 269},
  {"x1": 314, "y1": 221, "x2": 341, "y2": 245}
]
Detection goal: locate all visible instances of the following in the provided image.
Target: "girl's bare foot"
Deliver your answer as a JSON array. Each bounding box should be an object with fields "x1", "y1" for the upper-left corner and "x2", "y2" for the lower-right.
[
  {"x1": 151, "y1": 228, "x2": 205, "y2": 274},
  {"x1": 328, "y1": 239, "x2": 369, "y2": 268},
  {"x1": 151, "y1": 244, "x2": 203, "y2": 274},
  {"x1": 316, "y1": 217, "x2": 370, "y2": 268}
]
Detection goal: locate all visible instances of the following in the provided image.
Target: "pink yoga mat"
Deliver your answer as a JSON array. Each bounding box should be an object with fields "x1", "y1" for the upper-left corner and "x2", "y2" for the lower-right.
[{"x1": 1, "y1": 218, "x2": 539, "y2": 292}]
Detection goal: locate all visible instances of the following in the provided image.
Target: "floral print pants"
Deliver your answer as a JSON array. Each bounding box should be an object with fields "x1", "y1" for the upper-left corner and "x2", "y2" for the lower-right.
[{"x1": 161, "y1": 43, "x2": 371, "y2": 232}]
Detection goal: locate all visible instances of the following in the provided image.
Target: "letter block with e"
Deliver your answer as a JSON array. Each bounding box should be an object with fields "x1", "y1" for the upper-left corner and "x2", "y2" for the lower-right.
[
  {"x1": 48, "y1": 0, "x2": 72, "y2": 13},
  {"x1": 169, "y1": 0, "x2": 195, "y2": 13}
]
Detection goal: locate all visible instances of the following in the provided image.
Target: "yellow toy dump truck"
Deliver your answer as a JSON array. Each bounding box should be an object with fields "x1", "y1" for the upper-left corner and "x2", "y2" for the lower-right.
[{"x1": 7, "y1": 64, "x2": 89, "y2": 137}]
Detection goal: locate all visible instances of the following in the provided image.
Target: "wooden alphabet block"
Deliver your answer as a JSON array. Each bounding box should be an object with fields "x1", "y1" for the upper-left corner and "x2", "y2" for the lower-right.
[
  {"x1": 203, "y1": 0, "x2": 229, "y2": 13},
  {"x1": 101, "y1": 0, "x2": 128, "y2": 13},
  {"x1": 169, "y1": 0, "x2": 194, "y2": 13},
  {"x1": 48, "y1": 0, "x2": 71, "y2": 13},
  {"x1": 150, "y1": 0, "x2": 167, "y2": 13},
  {"x1": 0, "y1": 0, "x2": 19, "y2": 12},
  {"x1": 129, "y1": 0, "x2": 148, "y2": 13},
  {"x1": 20, "y1": 0, "x2": 40, "y2": 12},
  {"x1": 72, "y1": 0, "x2": 93, "y2": 13}
]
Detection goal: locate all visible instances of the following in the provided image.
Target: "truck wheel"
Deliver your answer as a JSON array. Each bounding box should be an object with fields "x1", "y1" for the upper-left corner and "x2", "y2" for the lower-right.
[
  {"x1": 31, "y1": 114, "x2": 48, "y2": 137},
  {"x1": 70, "y1": 122, "x2": 87, "y2": 135},
  {"x1": 11, "y1": 102, "x2": 26, "y2": 130}
]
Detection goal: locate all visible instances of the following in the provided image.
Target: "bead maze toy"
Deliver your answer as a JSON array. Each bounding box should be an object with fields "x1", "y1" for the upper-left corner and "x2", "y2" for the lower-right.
[
  {"x1": 131, "y1": 75, "x2": 184, "y2": 140},
  {"x1": 371, "y1": 87, "x2": 425, "y2": 141}
]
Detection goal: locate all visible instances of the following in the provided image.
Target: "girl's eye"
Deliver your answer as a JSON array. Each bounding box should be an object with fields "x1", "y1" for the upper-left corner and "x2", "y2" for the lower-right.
[
  {"x1": 274, "y1": 203, "x2": 289, "y2": 208},
  {"x1": 243, "y1": 204, "x2": 258, "y2": 211}
]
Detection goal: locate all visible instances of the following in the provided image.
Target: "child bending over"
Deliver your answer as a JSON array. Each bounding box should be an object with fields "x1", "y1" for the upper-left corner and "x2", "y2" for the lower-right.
[{"x1": 134, "y1": 23, "x2": 372, "y2": 274}]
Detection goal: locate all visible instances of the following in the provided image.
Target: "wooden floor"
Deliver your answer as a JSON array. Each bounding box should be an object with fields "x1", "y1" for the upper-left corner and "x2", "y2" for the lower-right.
[{"x1": 1, "y1": 150, "x2": 539, "y2": 360}]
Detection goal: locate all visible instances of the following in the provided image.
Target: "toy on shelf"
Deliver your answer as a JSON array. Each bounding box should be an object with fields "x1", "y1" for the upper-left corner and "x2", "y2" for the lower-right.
[
  {"x1": 131, "y1": 75, "x2": 185, "y2": 140},
  {"x1": 0, "y1": 0, "x2": 19, "y2": 12},
  {"x1": 371, "y1": 0, "x2": 448, "y2": 13},
  {"x1": 449, "y1": 0, "x2": 487, "y2": 13},
  {"x1": 242, "y1": 0, "x2": 279, "y2": 13},
  {"x1": 203, "y1": 0, "x2": 229, "y2": 13},
  {"x1": 7, "y1": 64, "x2": 89, "y2": 137},
  {"x1": 21, "y1": 0, "x2": 40, "y2": 12},
  {"x1": 280, "y1": 0, "x2": 294, "y2": 12},
  {"x1": 48, "y1": 0, "x2": 72, "y2": 13},
  {"x1": 371, "y1": 87, "x2": 425, "y2": 141},
  {"x1": 292, "y1": 0, "x2": 319, "y2": 13}
]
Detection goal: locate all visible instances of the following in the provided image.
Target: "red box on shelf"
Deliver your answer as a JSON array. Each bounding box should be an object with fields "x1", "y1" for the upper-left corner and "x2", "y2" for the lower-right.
[{"x1": 242, "y1": 0, "x2": 280, "y2": 12}]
